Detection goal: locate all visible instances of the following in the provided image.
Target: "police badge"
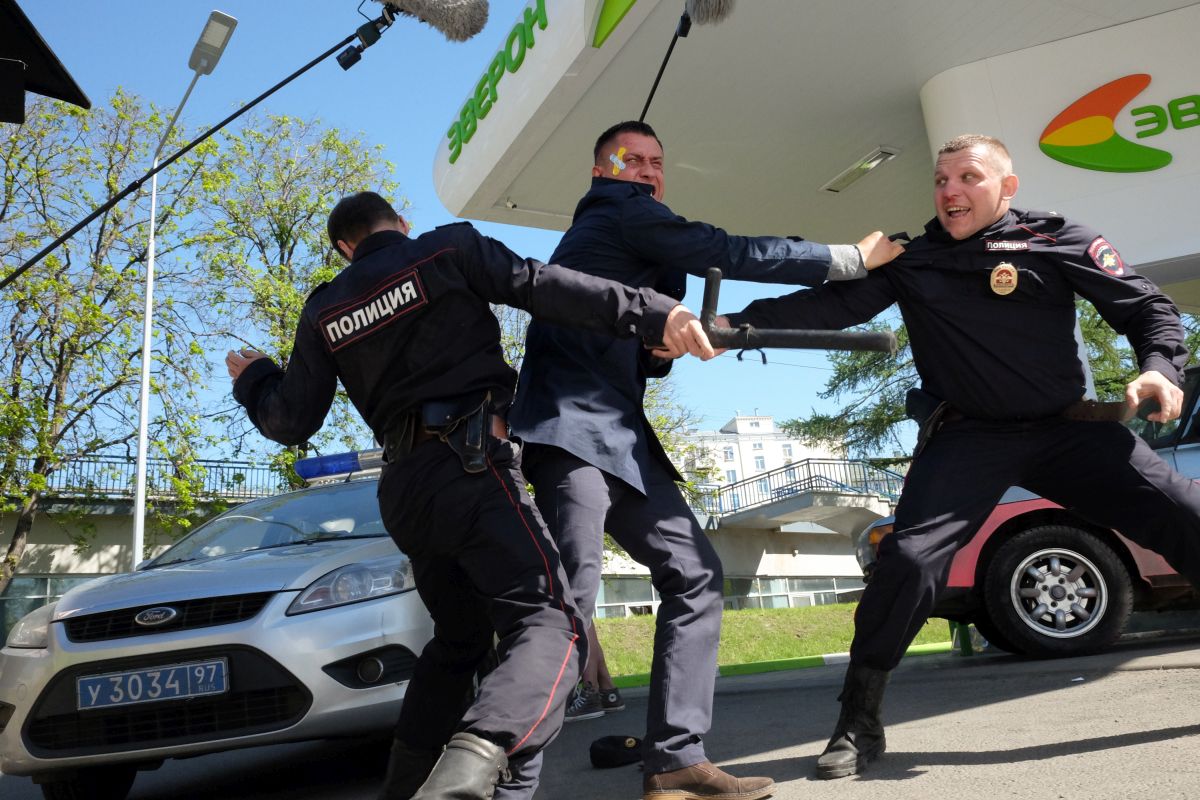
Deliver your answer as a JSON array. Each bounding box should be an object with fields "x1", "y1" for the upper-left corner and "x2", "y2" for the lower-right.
[{"x1": 990, "y1": 262, "x2": 1018, "y2": 296}]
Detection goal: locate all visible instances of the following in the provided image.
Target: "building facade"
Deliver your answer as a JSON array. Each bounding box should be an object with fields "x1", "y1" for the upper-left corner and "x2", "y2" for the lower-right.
[
  {"x1": 590, "y1": 415, "x2": 869, "y2": 618},
  {"x1": 678, "y1": 414, "x2": 842, "y2": 489}
]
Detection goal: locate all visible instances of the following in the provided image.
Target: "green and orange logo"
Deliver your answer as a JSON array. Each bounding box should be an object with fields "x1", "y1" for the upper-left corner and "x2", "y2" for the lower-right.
[{"x1": 1040, "y1": 74, "x2": 1172, "y2": 173}]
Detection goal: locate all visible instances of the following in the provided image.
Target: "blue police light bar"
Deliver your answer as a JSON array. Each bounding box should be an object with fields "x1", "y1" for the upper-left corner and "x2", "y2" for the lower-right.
[{"x1": 294, "y1": 449, "x2": 386, "y2": 481}]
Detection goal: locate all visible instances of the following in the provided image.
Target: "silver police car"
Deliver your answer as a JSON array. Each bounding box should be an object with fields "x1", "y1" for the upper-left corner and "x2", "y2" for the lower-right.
[{"x1": 0, "y1": 452, "x2": 432, "y2": 800}]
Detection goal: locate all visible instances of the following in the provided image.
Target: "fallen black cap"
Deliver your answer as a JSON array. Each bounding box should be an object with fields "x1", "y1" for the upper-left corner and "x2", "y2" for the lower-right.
[{"x1": 589, "y1": 735, "x2": 643, "y2": 769}]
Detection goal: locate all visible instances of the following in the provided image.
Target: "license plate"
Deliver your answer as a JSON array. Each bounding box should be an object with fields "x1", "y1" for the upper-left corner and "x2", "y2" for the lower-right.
[{"x1": 77, "y1": 658, "x2": 229, "y2": 711}]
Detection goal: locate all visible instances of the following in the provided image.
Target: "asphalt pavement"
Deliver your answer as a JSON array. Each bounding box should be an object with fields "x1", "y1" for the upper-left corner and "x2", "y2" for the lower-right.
[{"x1": 4, "y1": 631, "x2": 1200, "y2": 799}]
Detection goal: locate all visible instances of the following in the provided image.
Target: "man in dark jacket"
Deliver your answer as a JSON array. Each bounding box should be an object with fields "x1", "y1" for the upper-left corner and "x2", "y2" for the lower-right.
[
  {"x1": 509, "y1": 120, "x2": 904, "y2": 800},
  {"x1": 721, "y1": 134, "x2": 1200, "y2": 781},
  {"x1": 227, "y1": 192, "x2": 715, "y2": 800}
]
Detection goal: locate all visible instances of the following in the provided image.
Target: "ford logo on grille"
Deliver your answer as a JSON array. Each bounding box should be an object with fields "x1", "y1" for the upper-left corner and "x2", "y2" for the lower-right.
[{"x1": 134, "y1": 606, "x2": 179, "y2": 627}]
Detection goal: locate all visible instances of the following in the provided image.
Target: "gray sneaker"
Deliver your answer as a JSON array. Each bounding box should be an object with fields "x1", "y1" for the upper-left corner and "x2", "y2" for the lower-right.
[
  {"x1": 600, "y1": 687, "x2": 625, "y2": 713},
  {"x1": 564, "y1": 683, "x2": 604, "y2": 722}
]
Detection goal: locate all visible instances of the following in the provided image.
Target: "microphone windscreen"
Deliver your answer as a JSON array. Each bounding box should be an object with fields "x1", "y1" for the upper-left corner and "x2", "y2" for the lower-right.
[
  {"x1": 378, "y1": 0, "x2": 489, "y2": 42},
  {"x1": 684, "y1": 0, "x2": 735, "y2": 25}
]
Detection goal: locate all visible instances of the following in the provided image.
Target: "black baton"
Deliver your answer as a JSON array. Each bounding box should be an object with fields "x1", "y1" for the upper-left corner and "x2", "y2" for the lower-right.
[{"x1": 700, "y1": 268, "x2": 897, "y2": 354}]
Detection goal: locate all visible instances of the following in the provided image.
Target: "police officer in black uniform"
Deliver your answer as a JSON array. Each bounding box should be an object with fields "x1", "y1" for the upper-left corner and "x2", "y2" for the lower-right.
[
  {"x1": 720, "y1": 134, "x2": 1200, "y2": 780},
  {"x1": 227, "y1": 192, "x2": 715, "y2": 800}
]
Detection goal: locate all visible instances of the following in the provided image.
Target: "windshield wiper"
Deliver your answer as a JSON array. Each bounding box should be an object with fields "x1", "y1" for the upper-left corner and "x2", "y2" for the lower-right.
[
  {"x1": 144, "y1": 556, "x2": 197, "y2": 569},
  {"x1": 307, "y1": 532, "x2": 388, "y2": 542}
]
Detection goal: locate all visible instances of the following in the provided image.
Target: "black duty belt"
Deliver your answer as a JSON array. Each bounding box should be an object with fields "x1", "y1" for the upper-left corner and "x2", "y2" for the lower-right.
[
  {"x1": 942, "y1": 399, "x2": 1158, "y2": 425},
  {"x1": 384, "y1": 392, "x2": 506, "y2": 474},
  {"x1": 907, "y1": 386, "x2": 1158, "y2": 460}
]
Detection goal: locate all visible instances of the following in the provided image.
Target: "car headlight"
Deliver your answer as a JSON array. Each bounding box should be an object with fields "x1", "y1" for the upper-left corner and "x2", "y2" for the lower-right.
[
  {"x1": 287, "y1": 555, "x2": 417, "y2": 615},
  {"x1": 855, "y1": 521, "x2": 894, "y2": 575},
  {"x1": 6, "y1": 602, "x2": 56, "y2": 649}
]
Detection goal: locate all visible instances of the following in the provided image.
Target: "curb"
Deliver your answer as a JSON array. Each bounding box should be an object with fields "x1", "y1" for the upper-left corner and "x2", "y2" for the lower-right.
[{"x1": 610, "y1": 641, "x2": 953, "y2": 689}]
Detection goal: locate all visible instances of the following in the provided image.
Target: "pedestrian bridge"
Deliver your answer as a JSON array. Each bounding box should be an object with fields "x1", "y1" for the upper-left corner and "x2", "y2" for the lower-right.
[{"x1": 693, "y1": 458, "x2": 904, "y2": 537}]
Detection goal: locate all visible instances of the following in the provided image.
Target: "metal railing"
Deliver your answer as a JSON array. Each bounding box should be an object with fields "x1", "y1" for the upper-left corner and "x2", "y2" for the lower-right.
[
  {"x1": 693, "y1": 458, "x2": 905, "y2": 516},
  {"x1": 11, "y1": 456, "x2": 288, "y2": 503}
]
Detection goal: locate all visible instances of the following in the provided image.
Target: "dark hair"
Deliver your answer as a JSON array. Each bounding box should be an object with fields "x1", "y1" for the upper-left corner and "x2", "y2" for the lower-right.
[
  {"x1": 593, "y1": 121, "x2": 663, "y2": 163},
  {"x1": 327, "y1": 192, "x2": 399, "y2": 251}
]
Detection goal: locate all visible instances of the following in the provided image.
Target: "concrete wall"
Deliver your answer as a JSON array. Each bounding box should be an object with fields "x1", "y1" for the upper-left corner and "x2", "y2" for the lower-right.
[
  {"x1": 2, "y1": 500, "x2": 216, "y2": 576},
  {"x1": 710, "y1": 526, "x2": 859, "y2": 579}
]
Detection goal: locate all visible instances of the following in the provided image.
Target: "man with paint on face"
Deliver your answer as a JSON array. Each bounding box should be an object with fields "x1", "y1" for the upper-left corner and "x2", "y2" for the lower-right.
[
  {"x1": 719, "y1": 133, "x2": 1200, "y2": 780},
  {"x1": 510, "y1": 120, "x2": 903, "y2": 800}
]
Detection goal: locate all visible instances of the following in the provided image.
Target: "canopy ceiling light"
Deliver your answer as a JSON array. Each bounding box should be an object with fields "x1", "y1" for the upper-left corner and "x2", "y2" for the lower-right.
[{"x1": 820, "y1": 146, "x2": 900, "y2": 193}]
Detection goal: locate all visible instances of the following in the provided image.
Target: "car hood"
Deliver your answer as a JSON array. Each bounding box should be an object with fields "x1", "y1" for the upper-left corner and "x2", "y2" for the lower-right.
[{"x1": 54, "y1": 537, "x2": 401, "y2": 620}]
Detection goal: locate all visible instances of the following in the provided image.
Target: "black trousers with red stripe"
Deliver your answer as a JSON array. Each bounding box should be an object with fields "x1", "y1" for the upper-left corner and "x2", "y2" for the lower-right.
[
  {"x1": 377, "y1": 435, "x2": 585, "y2": 778},
  {"x1": 852, "y1": 417, "x2": 1200, "y2": 671}
]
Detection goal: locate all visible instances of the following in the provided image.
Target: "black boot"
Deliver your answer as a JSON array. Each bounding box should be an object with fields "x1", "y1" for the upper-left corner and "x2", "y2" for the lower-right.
[
  {"x1": 378, "y1": 739, "x2": 442, "y2": 800},
  {"x1": 410, "y1": 732, "x2": 510, "y2": 800},
  {"x1": 816, "y1": 664, "x2": 890, "y2": 779}
]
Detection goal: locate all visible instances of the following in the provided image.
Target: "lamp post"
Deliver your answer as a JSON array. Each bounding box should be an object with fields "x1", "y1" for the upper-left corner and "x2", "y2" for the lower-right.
[{"x1": 131, "y1": 11, "x2": 236, "y2": 570}]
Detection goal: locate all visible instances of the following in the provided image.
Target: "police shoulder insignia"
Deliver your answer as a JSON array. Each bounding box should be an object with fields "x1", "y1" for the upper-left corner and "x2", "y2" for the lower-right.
[
  {"x1": 990, "y1": 262, "x2": 1018, "y2": 296},
  {"x1": 1087, "y1": 237, "x2": 1125, "y2": 276}
]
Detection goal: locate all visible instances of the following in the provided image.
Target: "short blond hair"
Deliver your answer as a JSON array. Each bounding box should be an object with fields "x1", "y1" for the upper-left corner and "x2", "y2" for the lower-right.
[{"x1": 938, "y1": 134, "x2": 1012, "y2": 175}]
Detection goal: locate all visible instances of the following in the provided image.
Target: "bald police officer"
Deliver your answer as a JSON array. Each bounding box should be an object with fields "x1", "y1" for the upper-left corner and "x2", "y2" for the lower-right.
[{"x1": 721, "y1": 134, "x2": 1200, "y2": 779}]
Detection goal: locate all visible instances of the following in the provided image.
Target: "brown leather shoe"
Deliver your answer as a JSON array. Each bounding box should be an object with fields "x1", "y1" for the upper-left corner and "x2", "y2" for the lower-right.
[{"x1": 643, "y1": 761, "x2": 774, "y2": 800}]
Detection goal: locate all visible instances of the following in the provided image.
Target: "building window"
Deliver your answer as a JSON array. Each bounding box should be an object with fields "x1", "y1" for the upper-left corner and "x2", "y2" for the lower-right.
[
  {"x1": 725, "y1": 469, "x2": 738, "y2": 483},
  {"x1": 723, "y1": 446, "x2": 735, "y2": 462},
  {"x1": 749, "y1": 421, "x2": 760, "y2": 428},
  {"x1": 595, "y1": 576, "x2": 660, "y2": 618},
  {"x1": 752, "y1": 442, "x2": 763, "y2": 451},
  {"x1": 754, "y1": 456, "x2": 766, "y2": 470},
  {"x1": 782, "y1": 444, "x2": 793, "y2": 458}
]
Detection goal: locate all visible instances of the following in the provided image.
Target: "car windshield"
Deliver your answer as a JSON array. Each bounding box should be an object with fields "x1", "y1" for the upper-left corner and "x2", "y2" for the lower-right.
[{"x1": 147, "y1": 479, "x2": 386, "y2": 566}]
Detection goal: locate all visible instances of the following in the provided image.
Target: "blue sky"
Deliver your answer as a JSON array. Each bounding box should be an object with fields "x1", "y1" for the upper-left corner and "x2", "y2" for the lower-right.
[{"x1": 23, "y1": 0, "x2": 901, "y2": 444}]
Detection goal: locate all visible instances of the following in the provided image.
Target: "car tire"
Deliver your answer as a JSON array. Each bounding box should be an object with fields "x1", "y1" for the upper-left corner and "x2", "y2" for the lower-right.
[
  {"x1": 38, "y1": 765, "x2": 137, "y2": 800},
  {"x1": 982, "y1": 525, "x2": 1133, "y2": 658}
]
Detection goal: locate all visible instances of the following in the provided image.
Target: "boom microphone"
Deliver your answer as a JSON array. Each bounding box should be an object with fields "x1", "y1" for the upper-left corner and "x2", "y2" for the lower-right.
[
  {"x1": 376, "y1": 0, "x2": 489, "y2": 42},
  {"x1": 684, "y1": 0, "x2": 736, "y2": 26}
]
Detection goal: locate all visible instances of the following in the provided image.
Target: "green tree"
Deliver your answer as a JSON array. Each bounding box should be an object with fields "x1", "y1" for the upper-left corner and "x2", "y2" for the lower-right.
[
  {"x1": 0, "y1": 93, "x2": 220, "y2": 590},
  {"x1": 783, "y1": 301, "x2": 1148, "y2": 458},
  {"x1": 197, "y1": 114, "x2": 401, "y2": 473}
]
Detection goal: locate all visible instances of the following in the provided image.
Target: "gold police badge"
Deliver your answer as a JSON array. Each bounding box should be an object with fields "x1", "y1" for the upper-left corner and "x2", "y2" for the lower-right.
[{"x1": 990, "y1": 262, "x2": 1018, "y2": 296}]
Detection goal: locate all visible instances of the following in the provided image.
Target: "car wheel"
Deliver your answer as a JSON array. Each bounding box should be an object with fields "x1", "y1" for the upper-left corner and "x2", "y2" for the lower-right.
[
  {"x1": 983, "y1": 525, "x2": 1133, "y2": 658},
  {"x1": 970, "y1": 612, "x2": 1022, "y2": 655},
  {"x1": 38, "y1": 765, "x2": 137, "y2": 800}
]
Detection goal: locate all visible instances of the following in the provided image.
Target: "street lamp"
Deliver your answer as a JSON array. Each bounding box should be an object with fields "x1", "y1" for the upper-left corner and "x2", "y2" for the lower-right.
[{"x1": 132, "y1": 11, "x2": 237, "y2": 570}]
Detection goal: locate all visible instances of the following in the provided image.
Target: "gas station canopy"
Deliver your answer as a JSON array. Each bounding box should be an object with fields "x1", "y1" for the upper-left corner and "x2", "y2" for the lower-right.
[{"x1": 434, "y1": 0, "x2": 1200, "y2": 308}]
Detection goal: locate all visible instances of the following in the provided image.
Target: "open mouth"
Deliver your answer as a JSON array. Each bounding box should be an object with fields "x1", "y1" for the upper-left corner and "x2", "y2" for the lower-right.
[{"x1": 945, "y1": 205, "x2": 970, "y2": 219}]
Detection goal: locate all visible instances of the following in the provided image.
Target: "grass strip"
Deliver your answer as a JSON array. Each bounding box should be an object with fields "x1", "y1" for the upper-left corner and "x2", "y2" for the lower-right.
[{"x1": 597, "y1": 604, "x2": 953, "y2": 681}]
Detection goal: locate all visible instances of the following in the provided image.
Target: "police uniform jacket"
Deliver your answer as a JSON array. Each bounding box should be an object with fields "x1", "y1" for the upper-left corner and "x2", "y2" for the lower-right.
[
  {"x1": 727, "y1": 209, "x2": 1188, "y2": 421},
  {"x1": 232, "y1": 223, "x2": 679, "y2": 447},
  {"x1": 509, "y1": 177, "x2": 865, "y2": 493}
]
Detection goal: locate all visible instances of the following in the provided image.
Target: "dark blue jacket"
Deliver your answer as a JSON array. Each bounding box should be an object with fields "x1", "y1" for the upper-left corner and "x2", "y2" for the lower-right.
[{"x1": 510, "y1": 177, "x2": 859, "y2": 493}]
